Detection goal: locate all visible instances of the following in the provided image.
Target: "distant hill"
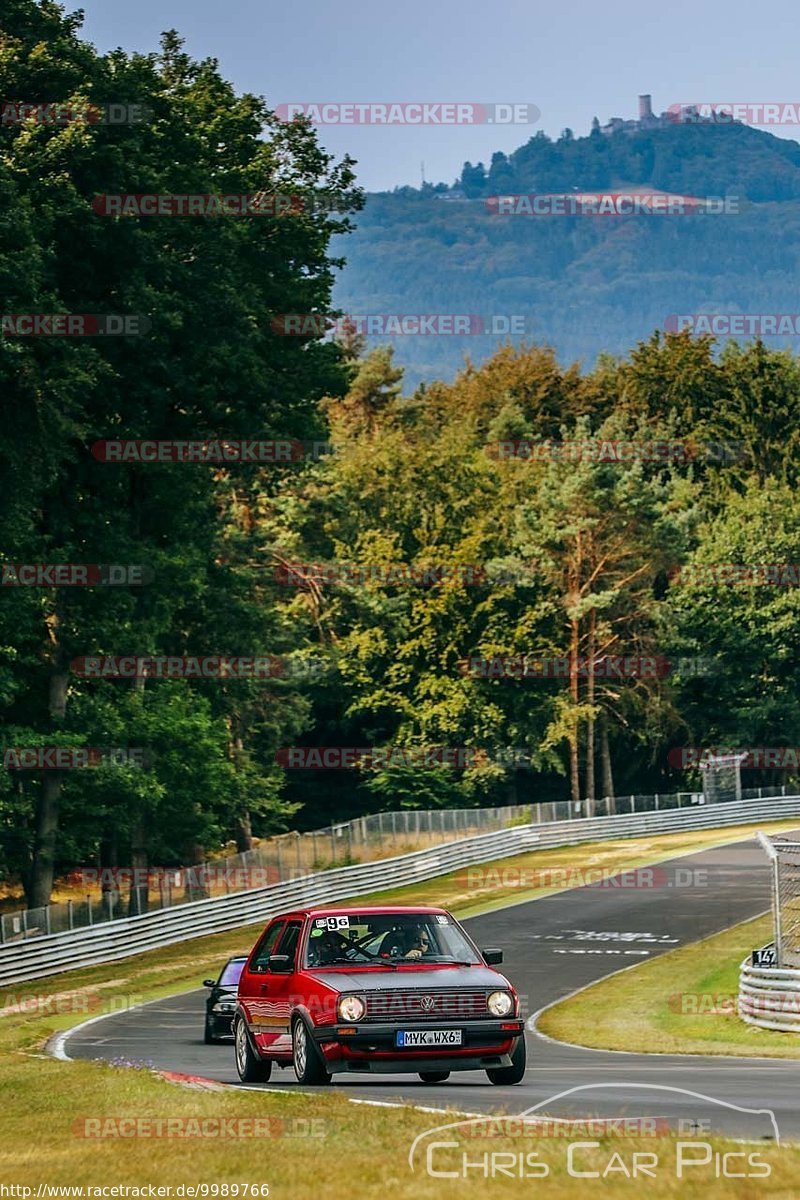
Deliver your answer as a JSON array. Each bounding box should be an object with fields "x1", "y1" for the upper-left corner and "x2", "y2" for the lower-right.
[{"x1": 332, "y1": 122, "x2": 800, "y2": 388}]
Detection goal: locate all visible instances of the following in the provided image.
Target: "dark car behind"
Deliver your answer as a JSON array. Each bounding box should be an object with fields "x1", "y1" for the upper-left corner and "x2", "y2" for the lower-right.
[{"x1": 203, "y1": 955, "x2": 247, "y2": 1043}]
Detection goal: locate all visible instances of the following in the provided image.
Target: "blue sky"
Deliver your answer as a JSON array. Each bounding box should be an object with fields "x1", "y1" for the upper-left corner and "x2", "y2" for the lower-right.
[{"x1": 76, "y1": 0, "x2": 800, "y2": 192}]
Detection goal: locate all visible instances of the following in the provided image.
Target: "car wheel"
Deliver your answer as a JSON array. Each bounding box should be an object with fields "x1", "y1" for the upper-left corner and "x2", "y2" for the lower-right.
[
  {"x1": 234, "y1": 1014, "x2": 272, "y2": 1083},
  {"x1": 292, "y1": 1017, "x2": 331, "y2": 1084},
  {"x1": 486, "y1": 1034, "x2": 527, "y2": 1085},
  {"x1": 418, "y1": 1071, "x2": 450, "y2": 1083},
  {"x1": 204, "y1": 1016, "x2": 218, "y2": 1045}
]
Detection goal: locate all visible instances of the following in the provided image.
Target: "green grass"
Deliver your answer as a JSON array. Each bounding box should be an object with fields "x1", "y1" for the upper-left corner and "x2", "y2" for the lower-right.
[
  {"x1": 4, "y1": 815, "x2": 800, "y2": 1195},
  {"x1": 537, "y1": 912, "x2": 800, "y2": 1059}
]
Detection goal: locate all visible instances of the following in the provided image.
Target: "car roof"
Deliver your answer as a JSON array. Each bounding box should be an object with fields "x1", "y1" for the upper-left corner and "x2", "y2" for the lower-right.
[{"x1": 270, "y1": 905, "x2": 449, "y2": 921}]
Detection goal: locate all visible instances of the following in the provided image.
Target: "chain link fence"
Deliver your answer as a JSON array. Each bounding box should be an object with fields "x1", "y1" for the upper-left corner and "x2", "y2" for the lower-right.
[
  {"x1": 0, "y1": 784, "x2": 791, "y2": 945},
  {"x1": 760, "y1": 836, "x2": 800, "y2": 968}
]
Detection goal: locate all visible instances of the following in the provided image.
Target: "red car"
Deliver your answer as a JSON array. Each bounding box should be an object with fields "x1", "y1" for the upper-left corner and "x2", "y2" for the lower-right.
[{"x1": 234, "y1": 905, "x2": 526, "y2": 1085}]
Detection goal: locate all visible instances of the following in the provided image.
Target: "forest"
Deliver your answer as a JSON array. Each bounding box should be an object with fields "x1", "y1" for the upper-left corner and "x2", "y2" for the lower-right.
[{"x1": 2, "y1": 1, "x2": 800, "y2": 905}]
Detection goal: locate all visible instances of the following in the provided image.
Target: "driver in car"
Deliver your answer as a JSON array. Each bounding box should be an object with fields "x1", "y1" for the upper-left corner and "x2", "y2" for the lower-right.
[
  {"x1": 310, "y1": 929, "x2": 345, "y2": 965},
  {"x1": 404, "y1": 926, "x2": 432, "y2": 960}
]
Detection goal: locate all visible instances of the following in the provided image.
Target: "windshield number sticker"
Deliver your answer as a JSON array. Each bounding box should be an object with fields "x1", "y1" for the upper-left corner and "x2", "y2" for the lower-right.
[{"x1": 315, "y1": 916, "x2": 349, "y2": 930}]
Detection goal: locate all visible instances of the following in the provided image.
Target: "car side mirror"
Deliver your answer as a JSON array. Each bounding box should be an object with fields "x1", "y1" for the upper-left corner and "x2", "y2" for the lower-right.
[
  {"x1": 268, "y1": 954, "x2": 292, "y2": 973},
  {"x1": 482, "y1": 948, "x2": 503, "y2": 965},
  {"x1": 203, "y1": 979, "x2": 216, "y2": 987}
]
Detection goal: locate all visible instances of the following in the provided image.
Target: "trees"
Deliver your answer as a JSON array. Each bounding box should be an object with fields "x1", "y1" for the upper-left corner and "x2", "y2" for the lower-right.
[
  {"x1": 0, "y1": 3, "x2": 360, "y2": 902},
  {"x1": 512, "y1": 415, "x2": 684, "y2": 809}
]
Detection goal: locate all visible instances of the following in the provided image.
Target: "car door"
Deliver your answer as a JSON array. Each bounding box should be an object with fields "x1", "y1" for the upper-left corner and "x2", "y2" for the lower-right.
[
  {"x1": 237, "y1": 919, "x2": 285, "y2": 1041},
  {"x1": 263, "y1": 919, "x2": 304, "y2": 1054}
]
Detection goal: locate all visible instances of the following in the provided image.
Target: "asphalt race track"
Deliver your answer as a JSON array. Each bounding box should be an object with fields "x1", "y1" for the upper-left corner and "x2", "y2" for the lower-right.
[{"x1": 63, "y1": 834, "x2": 800, "y2": 1140}]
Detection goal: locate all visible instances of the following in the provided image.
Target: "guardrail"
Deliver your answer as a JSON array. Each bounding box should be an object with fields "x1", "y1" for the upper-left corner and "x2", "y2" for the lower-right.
[
  {"x1": 739, "y1": 947, "x2": 800, "y2": 1033},
  {"x1": 2, "y1": 792, "x2": 800, "y2": 988},
  {"x1": 3, "y1": 786, "x2": 790, "y2": 943}
]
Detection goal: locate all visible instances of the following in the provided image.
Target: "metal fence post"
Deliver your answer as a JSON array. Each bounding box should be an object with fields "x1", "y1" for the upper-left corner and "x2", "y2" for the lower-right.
[
  {"x1": 756, "y1": 832, "x2": 783, "y2": 966},
  {"x1": 45, "y1": 906, "x2": 51, "y2": 936},
  {"x1": 67, "y1": 900, "x2": 74, "y2": 931}
]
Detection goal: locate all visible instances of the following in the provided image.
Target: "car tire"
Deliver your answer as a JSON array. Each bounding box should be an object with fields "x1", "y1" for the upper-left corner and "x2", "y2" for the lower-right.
[
  {"x1": 234, "y1": 1014, "x2": 272, "y2": 1083},
  {"x1": 486, "y1": 1034, "x2": 527, "y2": 1085},
  {"x1": 292, "y1": 1017, "x2": 331, "y2": 1085},
  {"x1": 418, "y1": 1071, "x2": 450, "y2": 1083},
  {"x1": 204, "y1": 1016, "x2": 218, "y2": 1045}
]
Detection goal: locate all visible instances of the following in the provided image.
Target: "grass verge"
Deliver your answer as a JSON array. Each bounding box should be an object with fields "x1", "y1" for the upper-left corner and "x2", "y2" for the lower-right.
[
  {"x1": 2, "y1": 816, "x2": 800, "y2": 1195},
  {"x1": 537, "y1": 911, "x2": 800, "y2": 1059}
]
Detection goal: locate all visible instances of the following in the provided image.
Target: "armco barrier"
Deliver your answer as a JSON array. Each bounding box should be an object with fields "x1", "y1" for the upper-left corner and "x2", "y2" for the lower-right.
[
  {"x1": 739, "y1": 948, "x2": 800, "y2": 1033},
  {"x1": 2, "y1": 793, "x2": 800, "y2": 987}
]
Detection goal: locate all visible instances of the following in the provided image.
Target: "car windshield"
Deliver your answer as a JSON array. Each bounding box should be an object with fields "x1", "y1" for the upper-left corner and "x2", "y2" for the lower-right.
[
  {"x1": 303, "y1": 913, "x2": 481, "y2": 968},
  {"x1": 219, "y1": 959, "x2": 246, "y2": 986}
]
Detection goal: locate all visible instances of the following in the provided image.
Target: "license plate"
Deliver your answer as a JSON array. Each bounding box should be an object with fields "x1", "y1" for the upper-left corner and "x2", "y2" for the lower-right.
[{"x1": 396, "y1": 1029, "x2": 462, "y2": 1048}]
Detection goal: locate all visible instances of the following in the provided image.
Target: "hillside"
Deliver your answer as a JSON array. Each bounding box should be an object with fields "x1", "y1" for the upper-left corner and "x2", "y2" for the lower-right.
[{"x1": 333, "y1": 123, "x2": 800, "y2": 386}]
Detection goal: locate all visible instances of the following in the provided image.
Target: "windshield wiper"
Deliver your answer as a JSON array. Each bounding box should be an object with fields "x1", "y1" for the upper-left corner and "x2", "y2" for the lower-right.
[
  {"x1": 313, "y1": 957, "x2": 399, "y2": 969},
  {"x1": 423, "y1": 957, "x2": 475, "y2": 966}
]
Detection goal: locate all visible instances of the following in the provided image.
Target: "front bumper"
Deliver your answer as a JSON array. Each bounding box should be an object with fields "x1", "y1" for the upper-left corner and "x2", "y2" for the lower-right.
[
  {"x1": 208, "y1": 1012, "x2": 235, "y2": 1038},
  {"x1": 312, "y1": 1019, "x2": 525, "y2": 1074}
]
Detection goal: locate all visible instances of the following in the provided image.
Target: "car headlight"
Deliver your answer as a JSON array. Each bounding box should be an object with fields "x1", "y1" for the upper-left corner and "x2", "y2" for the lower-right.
[
  {"x1": 487, "y1": 990, "x2": 514, "y2": 1017},
  {"x1": 337, "y1": 995, "x2": 366, "y2": 1022},
  {"x1": 212, "y1": 1000, "x2": 236, "y2": 1014}
]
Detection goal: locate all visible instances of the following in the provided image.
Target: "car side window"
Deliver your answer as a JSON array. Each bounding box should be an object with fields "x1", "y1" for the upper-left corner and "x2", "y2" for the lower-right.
[
  {"x1": 250, "y1": 920, "x2": 285, "y2": 973},
  {"x1": 276, "y1": 920, "x2": 303, "y2": 968}
]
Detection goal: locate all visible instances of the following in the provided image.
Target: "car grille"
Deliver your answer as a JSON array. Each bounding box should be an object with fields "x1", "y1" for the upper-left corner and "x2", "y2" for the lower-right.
[{"x1": 361, "y1": 989, "x2": 490, "y2": 1022}]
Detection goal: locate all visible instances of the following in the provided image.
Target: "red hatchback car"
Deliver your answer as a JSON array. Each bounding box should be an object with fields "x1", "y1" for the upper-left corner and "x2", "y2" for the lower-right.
[{"x1": 234, "y1": 905, "x2": 526, "y2": 1086}]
